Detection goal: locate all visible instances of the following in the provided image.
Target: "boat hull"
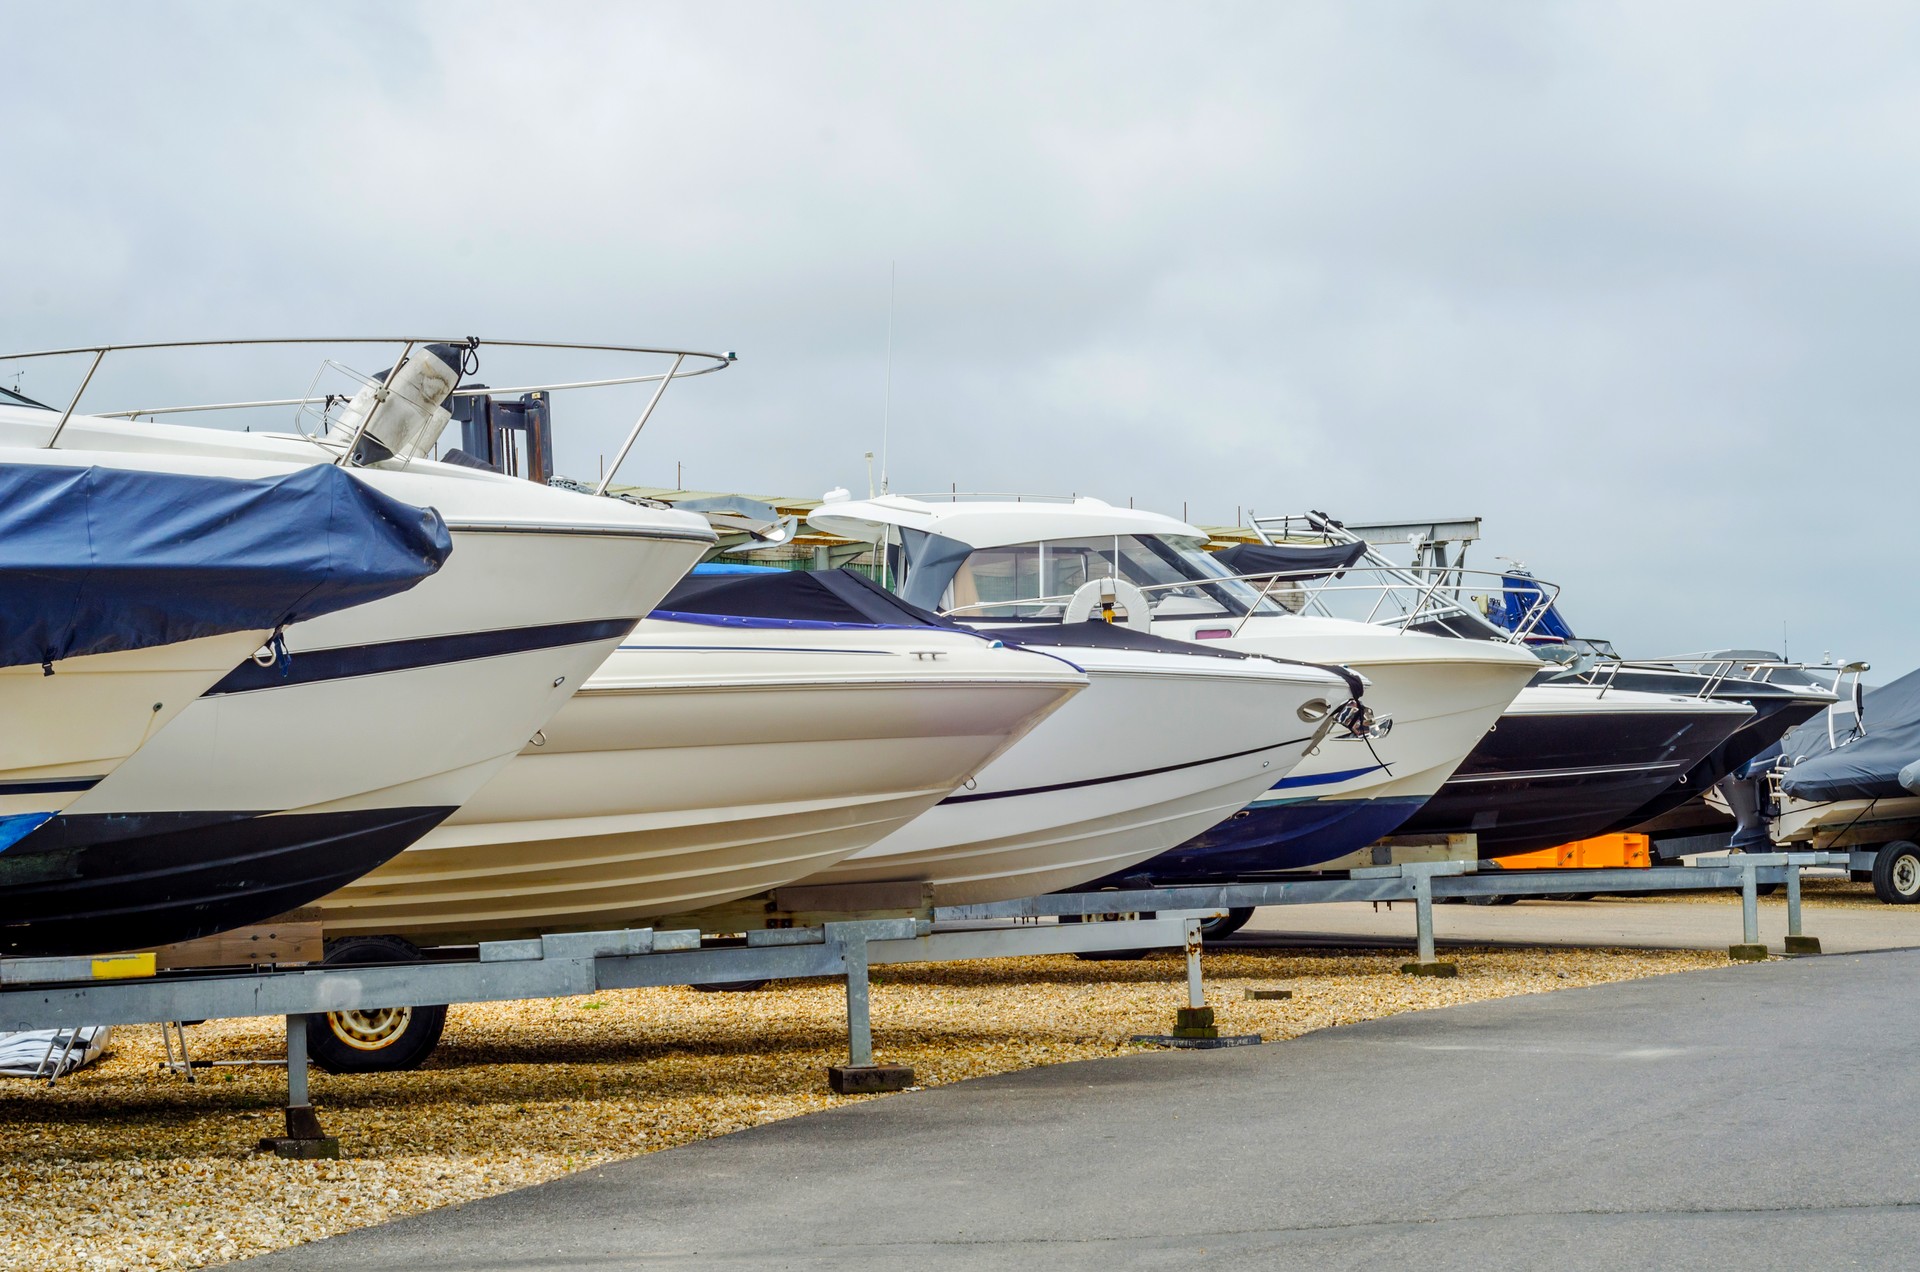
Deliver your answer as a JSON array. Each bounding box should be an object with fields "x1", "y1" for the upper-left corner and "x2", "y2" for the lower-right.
[
  {"x1": 1134, "y1": 616, "x2": 1542, "y2": 875},
  {"x1": 0, "y1": 806, "x2": 452, "y2": 957},
  {"x1": 310, "y1": 622, "x2": 1086, "y2": 944},
  {"x1": 810, "y1": 645, "x2": 1345, "y2": 905},
  {"x1": 0, "y1": 410, "x2": 715, "y2": 954},
  {"x1": 0, "y1": 629, "x2": 269, "y2": 824},
  {"x1": 1401, "y1": 688, "x2": 1755, "y2": 857}
]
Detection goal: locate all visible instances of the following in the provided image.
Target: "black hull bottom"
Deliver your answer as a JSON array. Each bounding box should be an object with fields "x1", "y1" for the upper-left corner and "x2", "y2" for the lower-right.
[
  {"x1": 1609, "y1": 698, "x2": 1829, "y2": 834},
  {"x1": 0, "y1": 806, "x2": 455, "y2": 957},
  {"x1": 1402, "y1": 707, "x2": 1752, "y2": 858}
]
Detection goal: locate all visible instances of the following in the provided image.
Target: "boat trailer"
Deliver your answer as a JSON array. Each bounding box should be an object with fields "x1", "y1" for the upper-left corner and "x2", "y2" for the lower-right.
[{"x1": 0, "y1": 850, "x2": 1845, "y2": 1156}]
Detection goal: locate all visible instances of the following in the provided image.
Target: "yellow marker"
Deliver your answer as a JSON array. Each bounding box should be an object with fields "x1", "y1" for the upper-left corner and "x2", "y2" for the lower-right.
[{"x1": 89, "y1": 953, "x2": 156, "y2": 980}]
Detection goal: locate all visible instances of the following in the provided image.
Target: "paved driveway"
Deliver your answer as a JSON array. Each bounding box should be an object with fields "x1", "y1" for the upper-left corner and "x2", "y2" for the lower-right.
[{"x1": 244, "y1": 948, "x2": 1920, "y2": 1270}]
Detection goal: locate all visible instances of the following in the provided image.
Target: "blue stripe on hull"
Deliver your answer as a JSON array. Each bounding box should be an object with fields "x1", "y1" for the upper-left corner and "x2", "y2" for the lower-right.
[{"x1": 1093, "y1": 796, "x2": 1430, "y2": 884}]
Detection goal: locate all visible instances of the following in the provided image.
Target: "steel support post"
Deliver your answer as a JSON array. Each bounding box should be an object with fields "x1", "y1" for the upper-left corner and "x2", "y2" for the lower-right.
[
  {"x1": 286, "y1": 1014, "x2": 309, "y2": 1109},
  {"x1": 1400, "y1": 865, "x2": 1458, "y2": 977},
  {"x1": 1783, "y1": 860, "x2": 1822, "y2": 954},
  {"x1": 827, "y1": 925, "x2": 913, "y2": 1094},
  {"x1": 257, "y1": 1014, "x2": 338, "y2": 1158},
  {"x1": 843, "y1": 932, "x2": 874, "y2": 1069},
  {"x1": 1731, "y1": 859, "x2": 1768, "y2": 961},
  {"x1": 1185, "y1": 917, "x2": 1206, "y2": 1010}
]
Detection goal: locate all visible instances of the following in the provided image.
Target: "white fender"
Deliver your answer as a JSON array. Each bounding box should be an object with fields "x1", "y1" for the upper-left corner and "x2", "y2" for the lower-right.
[{"x1": 1061, "y1": 577, "x2": 1152, "y2": 631}]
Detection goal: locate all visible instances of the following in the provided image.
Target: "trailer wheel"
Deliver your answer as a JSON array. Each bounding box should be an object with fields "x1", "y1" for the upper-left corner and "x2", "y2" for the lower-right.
[
  {"x1": 1199, "y1": 908, "x2": 1256, "y2": 940},
  {"x1": 1872, "y1": 841, "x2": 1920, "y2": 905},
  {"x1": 306, "y1": 936, "x2": 447, "y2": 1074}
]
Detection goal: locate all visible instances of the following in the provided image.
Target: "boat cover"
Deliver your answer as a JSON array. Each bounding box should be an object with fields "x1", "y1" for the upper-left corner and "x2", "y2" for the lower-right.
[
  {"x1": 1483, "y1": 570, "x2": 1578, "y2": 642},
  {"x1": 0, "y1": 462, "x2": 452, "y2": 670},
  {"x1": 1213, "y1": 540, "x2": 1367, "y2": 579},
  {"x1": 1779, "y1": 666, "x2": 1920, "y2": 803},
  {"x1": 0, "y1": 1026, "x2": 111, "y2": 1079}
]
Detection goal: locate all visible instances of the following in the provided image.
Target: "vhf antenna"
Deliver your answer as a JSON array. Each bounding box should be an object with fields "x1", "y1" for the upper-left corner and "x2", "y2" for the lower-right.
[{"x1": 880, "y1": 260, "x2": 894, "y2": 495}]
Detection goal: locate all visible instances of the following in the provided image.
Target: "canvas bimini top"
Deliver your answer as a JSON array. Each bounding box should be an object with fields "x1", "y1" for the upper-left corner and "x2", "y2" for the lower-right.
[{"x1": 0, "y1": 461, "x2": 453, "y2": 671}]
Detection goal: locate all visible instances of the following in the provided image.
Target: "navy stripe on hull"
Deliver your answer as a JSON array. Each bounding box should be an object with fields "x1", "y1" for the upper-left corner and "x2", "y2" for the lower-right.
[
  {"x1": 939, "y1": 736, "x2": 1316, "y2": 806},
  {"x1": 205, "y1": 618, "x2": 638, "y2": 696},
  {"x1": 1082, "y1": 796, "x2": 1429, "y2": 886},
  {"x1": 0, "y1": 806, "x2": 455, "y2": 958}
]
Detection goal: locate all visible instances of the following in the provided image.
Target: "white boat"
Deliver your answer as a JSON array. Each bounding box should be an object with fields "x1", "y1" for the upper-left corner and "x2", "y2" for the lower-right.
[
  {"x1": 0, "y1": 338, "x2": 725, "y2": 955},
  {"x1": 808, "y1": 629, "x2": 1358, "y2": 905},
  {"x1": 310, "y1": 613, "x2": 1088, "y2": 944},
  {"x1": 0, "y1": 451, "x2": 452, "y2": 856},
  {"x1": 809, "y1": 495, "x2": 1543, "y2": 876}
]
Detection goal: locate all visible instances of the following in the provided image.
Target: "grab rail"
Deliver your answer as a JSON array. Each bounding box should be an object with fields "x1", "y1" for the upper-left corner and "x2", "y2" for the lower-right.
[{"x1": 0, "y1": 337, "x2": 735, "y2": 488}]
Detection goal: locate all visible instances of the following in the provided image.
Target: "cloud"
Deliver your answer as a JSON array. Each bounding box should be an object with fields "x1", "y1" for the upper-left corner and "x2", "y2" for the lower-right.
[{"x1": 5, "y1": 0, "x2": 1916, "y2": 669}]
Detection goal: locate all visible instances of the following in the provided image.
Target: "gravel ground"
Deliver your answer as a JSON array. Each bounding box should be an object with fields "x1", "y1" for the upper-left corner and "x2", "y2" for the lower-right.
[{"x1": 0, "y1": 943, "x2": 1726, "y2": 1271}]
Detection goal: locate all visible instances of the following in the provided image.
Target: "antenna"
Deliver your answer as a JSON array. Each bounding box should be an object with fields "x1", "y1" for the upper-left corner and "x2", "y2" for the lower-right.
[
  {"x1": 881, "y1": 261, "x2": 895, "y2": 494},
  {"x1": 864, "y1": 450, "x2": 875, "y2": 498}
]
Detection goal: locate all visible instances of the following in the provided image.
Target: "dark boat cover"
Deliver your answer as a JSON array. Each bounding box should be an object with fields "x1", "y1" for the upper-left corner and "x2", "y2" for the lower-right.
[
  {"x1": 1, "y1": 462, "x2": 452, "y2": 671},
  {"x1": 1213, "y1": 541, "x2": 1366, "y2": 579},
  {"x1": 1779, "y1": 666, "x2": 1920, "y2": 803}
]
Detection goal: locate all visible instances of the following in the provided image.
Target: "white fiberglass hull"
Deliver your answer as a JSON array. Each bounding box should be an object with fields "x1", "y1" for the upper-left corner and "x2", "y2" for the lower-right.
[
  {"x1": 1772, "y1": 794, "x2": 1920, "y2": 851},
  {"x1": 0, "y1": 408, "x2": 714, "y2": 953},
  {"x1": 808, "y1": 641, "x2": 1348, "y2": 906},
  {"x1": 0, "y1": 630, "x2": 268, "y2": 823},
  {"x1": 311, "y1": 619, "x2": 1087, "y2": 943}
]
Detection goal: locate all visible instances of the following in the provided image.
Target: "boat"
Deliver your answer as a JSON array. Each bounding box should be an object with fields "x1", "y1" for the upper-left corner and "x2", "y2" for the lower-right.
[
  {"x1": 1736, "y1": 665, "x2": 1920, "y2": 864},
  {"x1": 0, "y1": 337, "x2": 726, "y2": 955},
  {"x1": 1395, "y1": 683, "x2": 1754, "y2": 856},
  {"x1": 0, "y1": 454, "x2": 450, "y2": 863},
  {"x1": 807, "y1": 495, "x2": 1542, "y2": 878},
  {"x1": 1237, "y1": 513, "x2": 1829, "y2": 859},
  {"x1": 731, "y1": 575, "x2": 1369, "y2": 906},
  {"x1": 309, "y1": 569, "x2": 1090, "y2": 944}
]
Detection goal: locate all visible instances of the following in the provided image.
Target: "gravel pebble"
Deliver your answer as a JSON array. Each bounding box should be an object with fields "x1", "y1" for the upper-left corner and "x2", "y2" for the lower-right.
[{"x1": 0, "y1": 943, "x2": 1723, "y2": 1270}]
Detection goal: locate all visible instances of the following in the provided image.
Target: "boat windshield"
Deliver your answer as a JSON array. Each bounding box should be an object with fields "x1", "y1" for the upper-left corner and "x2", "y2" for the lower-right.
[
  {"x1": 945, "y1": 533, "x2": 1285, "y2": 619},
  {"x1": 0, "y1": 384, "x2": 51, "y2": 411}
]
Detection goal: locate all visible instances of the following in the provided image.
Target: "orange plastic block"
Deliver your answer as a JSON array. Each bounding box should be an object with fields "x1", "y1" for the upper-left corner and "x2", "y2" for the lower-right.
[{"x1": 1491, "y1": 833, "x2": 1651, "y2": 871}]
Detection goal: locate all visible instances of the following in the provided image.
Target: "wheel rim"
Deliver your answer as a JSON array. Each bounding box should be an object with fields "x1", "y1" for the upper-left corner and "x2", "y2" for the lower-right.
[
  {"x1": 1896, "y1": 856, "x2": 1920, "y2": 897},
  {"x1": 327, "y1": 1006, "x2": 413, "y2": 1051}
]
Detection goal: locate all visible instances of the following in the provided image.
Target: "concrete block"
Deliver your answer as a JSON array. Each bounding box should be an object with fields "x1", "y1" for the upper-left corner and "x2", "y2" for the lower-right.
[
  {"x1": 1400, "y1": 961, "x2": 1459, "y2": 978},
  {"x1": 827, "y1": 1064, "x2": 915, "y2": 1095},
  {"x1": 1729, "y1": 943, "x2": 1770, "y2": 962},
  {"x1": 1783, "y1": 935, "x2": 1823, "y2": 956},
  {"x1": 257, "y1": 1135, "x2": 341, "y2": 1160}
]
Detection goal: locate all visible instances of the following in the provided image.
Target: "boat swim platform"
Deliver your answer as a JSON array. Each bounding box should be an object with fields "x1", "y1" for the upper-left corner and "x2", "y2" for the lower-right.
[{"x1": 0, "y1": 850, "x2": 1842, "y2": 1154}]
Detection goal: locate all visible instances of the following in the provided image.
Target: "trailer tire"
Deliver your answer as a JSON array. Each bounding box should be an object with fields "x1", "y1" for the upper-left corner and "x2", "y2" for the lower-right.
[
  {"x1": 306, "y1": 936, "x2": 447, "y2": 1074},
  {"x1": 1872, "y1": 841, "x2": 1920, "y2": 905},
  {"x1": 1199, "y1": 908, "x2": 1255, "y2": 940}
]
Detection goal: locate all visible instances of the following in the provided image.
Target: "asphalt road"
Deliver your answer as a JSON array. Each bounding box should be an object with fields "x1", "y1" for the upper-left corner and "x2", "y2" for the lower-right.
[{"x1": 245, "y1": 948, "x2": 1920, "y2": 1271}]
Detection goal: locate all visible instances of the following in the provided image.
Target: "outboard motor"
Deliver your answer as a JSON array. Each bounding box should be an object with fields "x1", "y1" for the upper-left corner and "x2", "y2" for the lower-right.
[{"x1": 328, "y1": 341, "x2": 473, "y2": 466}]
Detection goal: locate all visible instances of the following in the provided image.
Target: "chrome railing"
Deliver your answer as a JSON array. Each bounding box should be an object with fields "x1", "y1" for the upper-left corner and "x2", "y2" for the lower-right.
[
  {"x1": 943, "y1": 561, "x2": 1565, "y2": 643},
  {"x1": 0, "y1": 337, "x2": 734, "y2": 491}
]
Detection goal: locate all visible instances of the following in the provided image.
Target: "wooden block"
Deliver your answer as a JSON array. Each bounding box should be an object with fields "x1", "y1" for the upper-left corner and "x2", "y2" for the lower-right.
[
  {"x1": 152, "y1": 909, "x2": 324, "y2": 970},
  {"x1": 1244, "y1": 987, "x2": 1293, "y2": 1001}
]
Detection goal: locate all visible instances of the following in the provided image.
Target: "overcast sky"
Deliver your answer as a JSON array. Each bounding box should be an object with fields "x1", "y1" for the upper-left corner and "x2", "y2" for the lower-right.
[{"x1": 6, "y1": 2, "x2": 1917, "y2": 671}]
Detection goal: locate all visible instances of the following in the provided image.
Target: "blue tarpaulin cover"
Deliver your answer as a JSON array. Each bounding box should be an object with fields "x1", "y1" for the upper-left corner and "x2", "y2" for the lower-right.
[
  {"x1": 1779, "y1": 666, "x2": 1920, "y2": 803},
  {"x1": 0, "y1": 462, "x2": 452, "y2": 670}
]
